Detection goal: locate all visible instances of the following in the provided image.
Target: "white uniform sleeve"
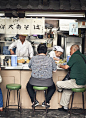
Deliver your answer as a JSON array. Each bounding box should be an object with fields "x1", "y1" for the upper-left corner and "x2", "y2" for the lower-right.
[
  {"x1": 28, "y1": 42, "x2": 33, "y2": 58},
  {"x1": 8, "y1": 41, "x2": 17, "y2": 50},
  {"x1": 49, "y1": 51, "x2": 54, "y2": 58}
]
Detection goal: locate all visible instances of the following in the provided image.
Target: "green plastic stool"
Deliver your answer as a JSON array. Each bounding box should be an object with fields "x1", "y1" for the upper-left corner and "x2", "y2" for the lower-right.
[
  {"x1": 69, "y1": 87, "x2": 86, "y2": 118},
  {"x1": 5, "y1": 83, "x2": 21, "y2": 112},
  {"x1": 33, "y1": 86, "x2": 48, "y2": 116}
]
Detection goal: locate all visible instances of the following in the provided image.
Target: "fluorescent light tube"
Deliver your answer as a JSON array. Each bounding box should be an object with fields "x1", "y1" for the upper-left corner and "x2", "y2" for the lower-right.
[
  {"x1": 0, "y1": 13, "x2": 5, "y2": 16},
  {"x1": 25, "y1": 12, "x2": 85, "y2": 18}
]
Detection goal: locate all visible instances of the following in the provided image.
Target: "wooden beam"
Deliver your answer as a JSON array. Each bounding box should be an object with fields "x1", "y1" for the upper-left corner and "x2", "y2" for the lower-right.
[{"x1": 42, "y1": 0, "x2": 48, "y2": 5}]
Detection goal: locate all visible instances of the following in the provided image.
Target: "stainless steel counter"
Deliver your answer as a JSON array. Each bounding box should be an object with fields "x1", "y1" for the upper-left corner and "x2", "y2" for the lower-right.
[
  {"x1": 1, "y1": 63, "x2": 30, "y2": 70},
  {"x1": 1, "y1": 65, "x2": 64, "y2": 70}
]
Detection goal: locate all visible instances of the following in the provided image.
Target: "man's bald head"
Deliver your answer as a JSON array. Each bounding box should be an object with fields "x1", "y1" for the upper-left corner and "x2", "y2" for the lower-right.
[
  {"x1": 70, "y1": 44, "x2": 80, "y2": 55},
  {"x1": 71, "y1": 44, "x2": 80, "y2": 51}
]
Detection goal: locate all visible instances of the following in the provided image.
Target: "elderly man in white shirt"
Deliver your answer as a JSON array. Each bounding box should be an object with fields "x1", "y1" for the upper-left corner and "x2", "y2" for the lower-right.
[{"x1": 9, "y1": 34, "x2": 33, "y2": 58}]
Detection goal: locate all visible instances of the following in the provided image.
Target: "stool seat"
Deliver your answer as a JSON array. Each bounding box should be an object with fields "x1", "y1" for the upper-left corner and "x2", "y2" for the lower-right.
[
  {"x1": 33, "y1": 86, "x2": 48, "y2": 116},
  {"x1": 6, "y1": 84, "x2": 21, "y2": 90},
  {"x1": 5, "y1": 83, "x2": 21, "y2": 112},
  {"x1": 33, "y1": 86, "x2": 48, "y2": 91},
  {"x1": 70, "y1": 87, "x2": 86, "y2": 117},
  {"x1": 71, "y1": 87, "x2": 86, "y2": 92}
]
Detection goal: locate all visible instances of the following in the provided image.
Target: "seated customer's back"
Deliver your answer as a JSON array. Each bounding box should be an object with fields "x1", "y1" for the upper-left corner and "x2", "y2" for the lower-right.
[
  {"x1": 26, "y1": 43, "x2": 57, "y2": 107},
  {"x1": 30, "y1": 55, "x2": 56, "y2": 79}
]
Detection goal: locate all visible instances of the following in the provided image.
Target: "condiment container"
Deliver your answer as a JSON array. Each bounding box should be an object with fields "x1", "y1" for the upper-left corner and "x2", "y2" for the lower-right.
[{"x1": 11, "y1": 55, "x2": 17, "y2": 67}]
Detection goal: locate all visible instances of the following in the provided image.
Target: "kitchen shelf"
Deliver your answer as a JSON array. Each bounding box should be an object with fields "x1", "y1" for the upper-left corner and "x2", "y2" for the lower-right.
[
  {"x1": 0, "y1": 41, "x2": 14, "y2": 43},
  {"x1": 0, "y1": 41, "x2": 5, "y2": 42}
]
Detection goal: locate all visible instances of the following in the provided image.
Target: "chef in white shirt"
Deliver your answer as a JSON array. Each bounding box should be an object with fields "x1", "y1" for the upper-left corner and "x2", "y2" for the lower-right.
[
  {"x1": 9, "y1": 34, "x2": 33, "y2": 58},
  {"x1": 49, "y1": 46, "x2": 63, "y2": 61}
]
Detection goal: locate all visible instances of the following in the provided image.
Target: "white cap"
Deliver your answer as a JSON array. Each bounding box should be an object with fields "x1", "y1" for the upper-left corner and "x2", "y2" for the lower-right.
[{"x1": 53, "y1": 46, "x2": 64, "y2": 52}]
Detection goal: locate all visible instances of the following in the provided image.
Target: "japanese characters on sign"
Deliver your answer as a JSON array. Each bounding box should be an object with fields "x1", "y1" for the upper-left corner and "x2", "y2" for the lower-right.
[
  {"x1": 17, "y1": 18, "x2": 31, "y2": 35},
  {"x1": 5, "y1": 18, "x2": 17, "y2": 34},
  {"x1": 31, "y1": 18, "x2": 45, "y2": 35},
  {"x1": 0, "y1": 18, "x2": 45, "y2": 35},
  {"x1": 0, "y1": 18, "x2": 5, "y2": 34}
]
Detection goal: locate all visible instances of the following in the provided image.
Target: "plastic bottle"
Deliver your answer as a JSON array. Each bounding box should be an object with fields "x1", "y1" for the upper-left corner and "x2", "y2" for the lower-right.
[{"x1": 9, "y1": 59, "x2": 11, "y2": 66}]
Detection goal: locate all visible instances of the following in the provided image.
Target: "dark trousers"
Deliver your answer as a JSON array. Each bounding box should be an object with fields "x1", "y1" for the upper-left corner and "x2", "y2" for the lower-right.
[
  {"x1": 26, "y1": 82, "x2": 56, "y2": 103},
  {"x1": 0, "y1": 88, "x2": 3, "y2": 107}
]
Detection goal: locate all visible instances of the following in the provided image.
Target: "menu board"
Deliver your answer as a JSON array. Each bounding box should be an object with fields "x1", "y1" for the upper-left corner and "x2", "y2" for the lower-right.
[{"x1": 0, "y1": 18, "x2": 45, "y2": 35}]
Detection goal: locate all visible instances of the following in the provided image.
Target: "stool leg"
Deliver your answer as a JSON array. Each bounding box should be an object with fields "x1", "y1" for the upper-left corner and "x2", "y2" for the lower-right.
[
  {"x1": 18, "y1": 90, "x2": 21, "y2": 110},
  {"x1": 70, "y1": 92, "x2": 74, "y2": 118},
  {"x1": 33, "y1": 90, "x2": 36, "y2": 114},
  {"x1": 5, "y1": 89, "x2": 10, "y2": 112},
  {"x1": 8, "y1": 90, "x2": 10, "y2": 107},
  {"x1": 17, "y1": 89, "x2": 21, "y2": 111},
  {"x1": 6, "y1": 89, "x2": 9, "y2": 108},
  {"x1": 82, "y1": 92, "x2": 85, "y2": 118},
  {"x1": 44, "y1": 90, "x2": 48, "y2": 117},
  {"x1": 6, "y1": 90, "x2": 10, "y2": 108}
]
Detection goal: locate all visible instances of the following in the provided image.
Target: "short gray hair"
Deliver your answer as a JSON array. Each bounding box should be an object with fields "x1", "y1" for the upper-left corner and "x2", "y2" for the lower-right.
[{"x1": 71, "y1": 44, "x2": 80, "y2": 51}]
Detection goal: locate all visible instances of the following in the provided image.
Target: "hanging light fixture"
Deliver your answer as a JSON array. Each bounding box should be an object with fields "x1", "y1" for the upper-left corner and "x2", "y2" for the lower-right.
[
  {"x1": 0, "y1": 12, "x2": 5, "y2": 16},
  {"x1": 25, "y1": 12, "x2": 85, "y2": 18}
]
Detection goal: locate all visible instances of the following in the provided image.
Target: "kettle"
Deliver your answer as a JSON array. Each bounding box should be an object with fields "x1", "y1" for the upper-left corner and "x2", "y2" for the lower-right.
[{"x1": 11, "y1": 55, "x2": 17, "y2": 66}]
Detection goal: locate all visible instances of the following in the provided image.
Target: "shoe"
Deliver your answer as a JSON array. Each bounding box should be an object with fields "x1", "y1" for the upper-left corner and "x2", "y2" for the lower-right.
[
  {"x1": 57, "y1": 89, "x2": 63, "y2": 93},
  {"x1": 32, "y1": 100, "x2": 39, "y2": 107},
  {"x1": 0, "y1": 107, "x2": 3, "y2": 112},
  {"x1": 58, "y1": 106, "x2": 68, "y2": 112},
  {"x1": 57, "y1": 88, "x2": 63, "y2": 93},
  {"x1": 42, "y1": 101, "x2": 50, "y2": 108}
]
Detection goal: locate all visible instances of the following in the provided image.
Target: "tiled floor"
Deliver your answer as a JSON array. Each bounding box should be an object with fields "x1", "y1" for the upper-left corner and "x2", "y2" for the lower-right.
[{"x1": 0, "y1": 108, "x2": 86, "y2": 118}]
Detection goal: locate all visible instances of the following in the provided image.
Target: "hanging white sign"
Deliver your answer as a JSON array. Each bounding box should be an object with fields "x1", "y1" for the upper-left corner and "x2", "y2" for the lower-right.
[
  {"x1": 59, "y1": 19, "x2": 75, "y2": 31},
  {"x1": 17, "y1": 18, "x2": 31, "y2": 35},
  {"x1": 0, "y1": 18, "x2": 5, "y2": 34},
  {"x1": 0, "y1": 18, "x2": 45, "y2": 35},
  {"x1": 31, "y1": 18, "x2": 45, "y2": 35},
  {"x1": 5, "y1": 18, "x2": 18, "y2": 34}
]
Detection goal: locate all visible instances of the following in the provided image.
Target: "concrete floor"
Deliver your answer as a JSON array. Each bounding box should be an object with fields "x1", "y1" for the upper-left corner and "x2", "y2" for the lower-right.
[{"x1": 0, "y1": 108, "x2": 86, "y2": 118}]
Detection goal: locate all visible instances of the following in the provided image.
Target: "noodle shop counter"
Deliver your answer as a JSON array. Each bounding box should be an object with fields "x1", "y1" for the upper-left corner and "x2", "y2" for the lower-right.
[{"x1": 0, "y1": 59, "x2": 86, "y2": 109}]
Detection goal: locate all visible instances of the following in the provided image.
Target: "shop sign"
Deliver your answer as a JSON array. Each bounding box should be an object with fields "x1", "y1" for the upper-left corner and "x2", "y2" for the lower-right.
[
  {"x1": 0, "y1": 18, "x2": 45, "y2": 35},
  {"x1": 69, "y1": 22, "x2": 78, "y2": 35}
]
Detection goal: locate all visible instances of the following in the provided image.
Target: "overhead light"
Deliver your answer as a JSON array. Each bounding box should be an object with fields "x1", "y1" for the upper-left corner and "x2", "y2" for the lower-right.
[
  {"x1": 0, "y1": 12, "x2": 5, "y2": 16},
  {"x1": 45, "y1": 18, "x2": 77, "y2": 20},
  {"x1": 25, "y1": 12, "x2": 85, "y2": 18}
]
